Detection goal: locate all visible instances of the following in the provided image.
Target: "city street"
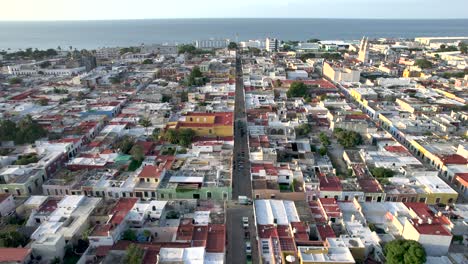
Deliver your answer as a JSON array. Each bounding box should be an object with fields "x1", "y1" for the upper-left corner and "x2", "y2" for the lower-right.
[
  {"x1": 232, "y1": 53, "x2": 252, "y2": 199},
  {"x1": 226, "y1": 203, "x2": 258, "y2": 264}
]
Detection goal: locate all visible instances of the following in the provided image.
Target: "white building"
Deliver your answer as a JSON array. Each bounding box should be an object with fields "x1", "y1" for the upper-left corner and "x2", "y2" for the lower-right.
[
  {"x1": 266, "y1": 38, "x2": 280, "y2": 52},
  {"x1": 195, "y1": 39, "x2": 229, "y2": 50}
]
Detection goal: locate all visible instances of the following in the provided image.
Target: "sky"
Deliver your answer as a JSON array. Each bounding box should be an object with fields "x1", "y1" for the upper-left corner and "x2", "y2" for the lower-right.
[{"x1": 1, "y1": 0, "x2": 468, "y2": 21}]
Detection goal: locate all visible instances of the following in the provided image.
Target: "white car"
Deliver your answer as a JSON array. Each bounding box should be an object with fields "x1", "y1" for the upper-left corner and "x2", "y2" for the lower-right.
[
  {"x1": 245, "y1": 241, "x2": 252, "y2": 255},
  {"x1": 242, "y1": 217, "x2": 249, "y2": 228}
]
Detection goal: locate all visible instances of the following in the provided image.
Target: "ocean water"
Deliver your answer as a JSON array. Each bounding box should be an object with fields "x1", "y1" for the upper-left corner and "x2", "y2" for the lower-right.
[{"x1": 0, "y1": 19, "x2": 467, "y2": 50}]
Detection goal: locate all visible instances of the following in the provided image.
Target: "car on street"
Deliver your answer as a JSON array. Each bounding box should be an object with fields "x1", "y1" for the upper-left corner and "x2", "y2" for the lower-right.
[
  {"x1": 245, "y1": 241, "x2": 252, "y2": 255},
  {"x1": 242, "y1": 216, "x2": 249, "y2": 228}
]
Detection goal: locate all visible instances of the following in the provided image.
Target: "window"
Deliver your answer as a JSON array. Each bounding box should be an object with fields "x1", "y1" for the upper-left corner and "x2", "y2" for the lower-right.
[
  {"x1": 401, "y1": 198, "x2": 407, "y2": 202},
  {"x1": 193, "y1": 194, "x2": 200, "y2": 199},
  {"x1": 344, "y1": 195, "x2": 349, "y2": 201},
  {"x1": 160, "y1": 194, "x2": 164, "y2": 199},
  {"x1": 3, "y1": 189, "x2": 8, "y2": 193},
  {"x1": 435, "y1": 198, "x2": 441, "y2": 204},
  {"x1": 207, "y1": 192, "x2": 212, "y2": 199},
  {"x1": 419, "y1": 197, "x2": 426, "y2": 203}
]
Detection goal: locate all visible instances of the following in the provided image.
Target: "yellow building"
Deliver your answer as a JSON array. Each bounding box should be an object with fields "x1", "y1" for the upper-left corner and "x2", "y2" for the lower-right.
[
  {"x1": 414, "y1": 176, "x2": 458, "y2": 205},
  {"x1": 174, "y1": 112, "x2": 233, "y2": 137},
  {"x1": 403, "y1": 68, "x2": 422, "y2": 78}
]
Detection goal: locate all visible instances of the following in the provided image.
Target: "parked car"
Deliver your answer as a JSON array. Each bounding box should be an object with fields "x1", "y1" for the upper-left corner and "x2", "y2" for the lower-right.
[
  {"x1": 242, "y1": 216, "x2": 249, "y2": 228},
  {"x1": 245, "y1": 241, "x2": 252, "y2": 255}
]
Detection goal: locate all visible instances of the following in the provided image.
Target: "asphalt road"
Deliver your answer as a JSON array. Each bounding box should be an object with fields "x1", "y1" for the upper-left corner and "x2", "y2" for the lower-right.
[
  {"x1": 226, "y1": 53, "x2": 258, "y2": 264},
  {"x1": 226, "y1": 203, "x2": 258, "y2": 264},
  {"x1": 232, "y1": 54, "x2": 253, "y2": 199}
]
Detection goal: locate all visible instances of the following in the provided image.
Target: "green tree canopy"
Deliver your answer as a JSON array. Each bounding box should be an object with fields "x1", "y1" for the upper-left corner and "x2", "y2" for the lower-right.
[
  {"x1": 115, "y1": 136, "x2": 135, "y2": 154},
  {"x1": 286, "y1": 81, "x2": 309, "y2": 98},
  {"x1": 187, "y1": 66, "x2": 207, "y2": 86},
  {"x1": 9, "y1": 77, "x2": 22, "y2": 85},
  {"x1": 228, "y1": 42, "x2": 238, "y2": 49},
  {"x1": 122, "y1": 229, "x2": 137, "y2": 241},
  {"x1": 296, "y1": 123, "x2": 312, "y2": 137},
  {"x1": 130, "y1": 144, "x2": 145, "y2": 162},
  {"x1": 385, "y1": 239, "x2": 426, "y2": 264},
  {"x1": 370, "y1": 167, "x2": 395, "y2": 178},
  {"x1": 459, "y1": 42, "x2": 467, "y2": 54},
  {"x1": 124, "y1": 244, "x2": 144, "y2": 264},
  {"x1": 318, "y1": 147, "x2": 328, "y2": 156},
  {"x1": 415, "y1": 59, "x2": 433, "y2": 69},
  {"x1": 1, "y1": 115, "x2": 48, "y2": 144},
  {"x1": 319, "y1": 132, "x2": 331, "y2": 146},
  {"x1": 0, "y1": 231, "x2": 28, "y2": 247},
  {"x1": 178, "y1": 44, "x2": 197, "y2": 54},
  {"x1": 334, "y1": 128, "x2": 362, "y2": 148},
  {"x1": 142, "y1": 59, "x2": 153, "y2": 64},
  {"x1": 163, "y1": 128, "x2": 196, "y2": 147}
]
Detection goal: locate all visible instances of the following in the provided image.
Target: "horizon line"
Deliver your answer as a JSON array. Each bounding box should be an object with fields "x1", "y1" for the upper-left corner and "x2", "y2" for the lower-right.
[{"x1": 1, "y1": 17, "x2": 468, "y2": 22}]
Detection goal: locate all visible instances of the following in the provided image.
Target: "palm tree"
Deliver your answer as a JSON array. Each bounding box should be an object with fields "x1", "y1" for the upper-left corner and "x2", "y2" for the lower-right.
[{"x1": 139, "y1": 117, "x2": 152, "y2": 136}]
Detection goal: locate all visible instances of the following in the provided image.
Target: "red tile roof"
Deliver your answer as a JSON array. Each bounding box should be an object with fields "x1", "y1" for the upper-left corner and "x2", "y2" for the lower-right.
[
  {"x1": 358, "y1": 178, "x2": 383, "y2": 193},
  {"x1": 206, "y1": 224, "x2": 226, "y2": 253},
  {"x1": 109, "y1": 198, "x2": 138, "y2": 225},
  {"x1": 316, "y1": 224, "x2": 336, "y2": 240},
  {"x1": 0, "y1": 248, "x2": 31, "y2": 262},
  {"x1": 384, "y1": 146, "x2": 410, "y2": 154},
  {"x1": 138, "y1": 165, "x2": 163, "y2": 179},
  {"x1": 319, "y1": 198, "x2": 342, "y2": 219},
  {"x1": 258, "y1": 225, "x2": 279, "y2": 239},
  {"x1": 318, "y1": 174, "x2": 342, "y2": 191},
  {"x1": 441, "y1": 154, "x2": 467, "y2": 165},
  {"x1": 455, "y1": 173, "x2": 468, "y2": 187}
]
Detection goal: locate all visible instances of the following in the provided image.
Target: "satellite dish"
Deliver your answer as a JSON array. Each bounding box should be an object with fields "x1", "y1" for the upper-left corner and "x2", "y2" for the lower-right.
[{"x1": 286, "y1": 255, "x2": 296, "y2": 263}]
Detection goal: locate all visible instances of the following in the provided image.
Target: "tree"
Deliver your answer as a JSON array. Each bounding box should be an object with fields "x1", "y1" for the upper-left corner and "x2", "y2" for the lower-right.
[
  {"x1": 139, "y1": 117, "x2": 152, "y2": 135},
  {"x1": 282, "y1": 44, "x2": 293, "y2": 52},
  {"x1": 187, "y1": 66, "x2": 206, "y2": 86},
  {"x1": 459, "y1": 42, "x2": 467, "y2": 54},
  {"x1": 178, "y1": 128, "x2": 196, "y2": 147},
  {"x1": 0, "y1": 119, "x2": 17, "y2": 141},
  {"x1": 370, "y1": 167, "x2": 395, "y2": 178},
  {"x1": 124, "y1": 244, "x2": 144, "y2": 264},
  {"x1": 1, "y1": 231, "x2": 28, "y2": 247},
  {"x1": 248, "y1": 47, "x2": 261, "y2": 56},
  {"x1": 142, "y1": 59, "x2": 153, "y2": 64},
  {"x1": 116, "y1": 136, "x2": 135, "y2": 154},
  {"x1": 9, "y1": 77, "x2": 22, "y2": 85},
  {"x1": 415, "y1": 59, "x2": 433, "y2": 69},
  {"x1": 334, "y1": 128, "x2": 362, "y2": 148},
  {"x1": 318, "y1": 147, "x2": 328, "y2": 156},
  {"x1": 296, "y1": 123, "x2": 312, "y2": 137},
  {"x1": 121, "y1": 229, "x2": 137, "y2": 241},
  {"x1": 130, "y1": 145, "x2": 145, "y2": 162},
  {"x1": 164, "y1": 129, "x2": 179, "y2": 144},
  {"x1": 13, "y1": 115, "x2": 48, "y2": 144},
  {"x1": 307, "y1": 38, "x2": 320, "y2": 43},
  {"x1": 319, "y1": 132, "x2": 331, "y2": 146},
  {"x1": 228, "y1": 42, "x2": 238, "y2": 50},
  {"x1": 178, "y1": 44, "x2": 197, "y2": 54},
  {"x1": 385, "y1": 239, "x2": 426, "y2": 264},
  {"x1": 286, "y1": 81, "x2": 309, "y2": 98}
]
